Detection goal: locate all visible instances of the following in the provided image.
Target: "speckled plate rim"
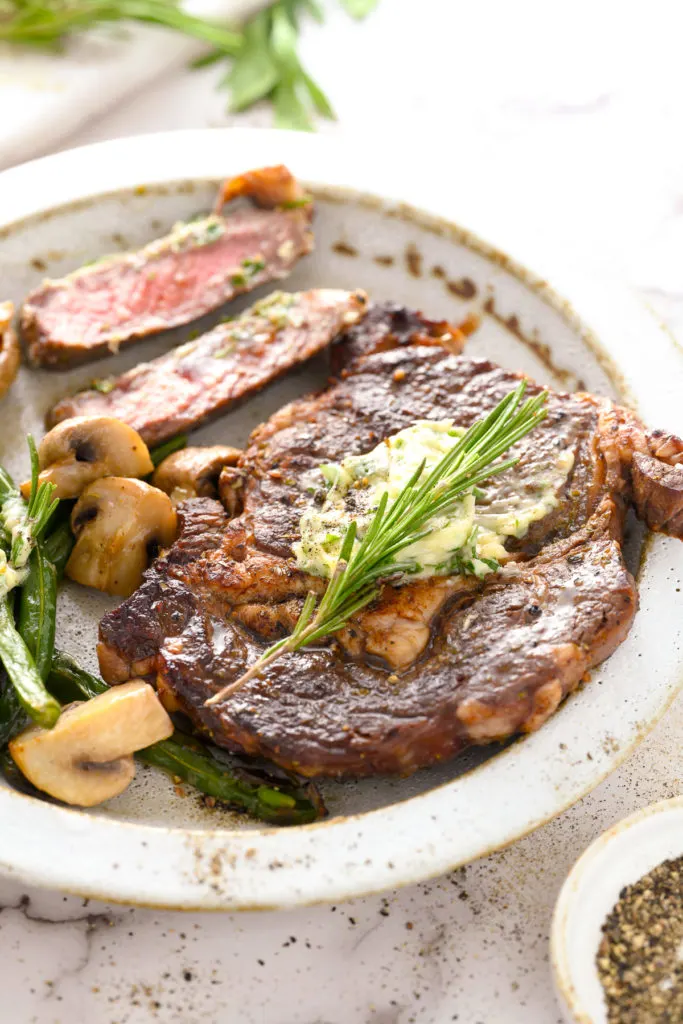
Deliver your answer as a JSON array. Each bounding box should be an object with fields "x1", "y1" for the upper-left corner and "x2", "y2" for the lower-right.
[
  {"x1": 551, "y1": 796, "x2": 683, "y2": 1023},
  {"x1": 0, "y1": 128, "x2": 682, "y2": 910}
]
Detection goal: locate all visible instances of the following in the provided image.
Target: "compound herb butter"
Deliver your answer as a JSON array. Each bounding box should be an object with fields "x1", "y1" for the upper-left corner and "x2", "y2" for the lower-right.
[{"x1": 293, "y1": 419, "x2": 574, "y2": 582}]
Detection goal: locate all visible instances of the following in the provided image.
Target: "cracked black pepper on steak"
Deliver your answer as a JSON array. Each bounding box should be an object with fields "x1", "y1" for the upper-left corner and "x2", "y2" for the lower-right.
[{"x1": 597, "y1": 855, "x2": 683, "y2": 1023}]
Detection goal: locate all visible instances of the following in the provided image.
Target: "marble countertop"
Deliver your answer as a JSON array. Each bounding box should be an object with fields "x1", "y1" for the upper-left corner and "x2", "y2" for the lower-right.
[{"x1": 4, "y1": 2, "x2": 683, "y2": 1021}]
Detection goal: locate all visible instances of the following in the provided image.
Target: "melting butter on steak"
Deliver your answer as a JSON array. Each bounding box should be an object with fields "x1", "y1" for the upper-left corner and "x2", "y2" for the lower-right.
[{"x1": 97, "y1": 304, "x2": 683, "y2": 777}]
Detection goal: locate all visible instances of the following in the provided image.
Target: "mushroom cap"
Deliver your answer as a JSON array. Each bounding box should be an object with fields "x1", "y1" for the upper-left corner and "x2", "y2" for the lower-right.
[
  {"x1": 9, "y1": 680, "x2": 173, "y2": 807},
  {"x1": 152, "y1": 445, "x2": 242, "y2": 505},
  {"x1": 22, "y1": 416, "x2": 153, "y2": 500},
  {"x1": 66, "y1": 477, "x2": 177, "y2": 596}
]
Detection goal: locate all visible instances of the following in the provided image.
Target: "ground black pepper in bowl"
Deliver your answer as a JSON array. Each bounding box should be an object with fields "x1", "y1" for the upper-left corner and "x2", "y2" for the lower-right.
[{"x1": 597, "y1": 855, "x2": 683, "y2": 1023}]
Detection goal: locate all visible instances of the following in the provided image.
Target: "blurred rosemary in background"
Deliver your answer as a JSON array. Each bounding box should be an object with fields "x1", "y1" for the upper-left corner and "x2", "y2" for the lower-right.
[{"x1": 0, "y1": 0, "x2": 378, "y2": 130}]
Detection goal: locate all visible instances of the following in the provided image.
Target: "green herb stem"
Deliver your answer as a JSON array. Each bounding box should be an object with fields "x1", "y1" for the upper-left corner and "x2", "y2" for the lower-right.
[{"x1": 0, "y1": 0, "x2": 242, "y2": 52}]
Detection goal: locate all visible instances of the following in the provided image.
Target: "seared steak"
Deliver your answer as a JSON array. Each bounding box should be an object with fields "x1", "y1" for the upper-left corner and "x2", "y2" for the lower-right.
[
  {"x1": 329, "y1": 301, "x2": 476, "y2": 371},
  {"x1": 97, "y1": 305, "x2": 683, "y2": 777},
  {"x1": 22, "y1": 166, "x2": 313, "y2": 369},
  {"x1": 48, "y1": 289, "x2": 369, "y2": 447}
]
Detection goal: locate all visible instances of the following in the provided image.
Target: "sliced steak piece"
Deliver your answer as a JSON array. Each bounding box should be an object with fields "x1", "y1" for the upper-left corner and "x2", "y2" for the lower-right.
[
  {"x1": 22, "y1": 165, "x2": 314, "y2": 369},
  {"x1": 48, "y1": 289, "x2": 369, "y2": 447},
  {"x1": 97, "y1": 315, "x2": 683, "y2": 778}
]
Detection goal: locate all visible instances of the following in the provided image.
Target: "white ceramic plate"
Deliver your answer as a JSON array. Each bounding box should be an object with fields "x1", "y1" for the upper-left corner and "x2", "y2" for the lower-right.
[{"x1": 0, "y1": 129, "x2": 681, "y2": 910}]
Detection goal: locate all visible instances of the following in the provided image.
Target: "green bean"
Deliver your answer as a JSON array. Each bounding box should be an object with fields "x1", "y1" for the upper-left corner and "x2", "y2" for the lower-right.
[
  {"x1": 0, "y1": 597, "x2": 60, "y2": 728},
  {"x1": 48, "y1": 651, "x2": 325, "y2": 825},
  {"x1": 0, "y1": 454, "x2": 64, "y2": 737},
  {"x1": 48, "y1": 648, "x2": 106, "y2": 701},
  {"x1": 137, "y1": 738, "x2": 320, "y2": 826},
  {"x1": 42, "y1": 520, "x2": 74, "y2": 580},
  {"x1": 0, "y1": 460, "x2": 30, "y2": 745},
  {"x1": 0, "y1": 673, "x2": 28, "y2": 747},
  {"x1": 149, "y1": 434, "x2": 188, "y2": 468},
  {"x1": 18, "y1": 546, "x2": 57, "y2": 681}
]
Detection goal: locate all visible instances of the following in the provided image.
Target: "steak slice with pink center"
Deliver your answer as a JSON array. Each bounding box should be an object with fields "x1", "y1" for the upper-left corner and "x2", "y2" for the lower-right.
[{"x1": 48, "y1": 289, "x2": 369, "y2": 447}]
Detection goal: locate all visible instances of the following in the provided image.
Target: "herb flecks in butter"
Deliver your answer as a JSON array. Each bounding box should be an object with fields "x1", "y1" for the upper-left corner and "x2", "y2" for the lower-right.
[
  {"x1": 213, "y1": 291, "x2": 302, "y2": 359},
  {"x1": 294, "y1": 420, "x2": 574, "y2": 583},
  {"x1": 91, "y1": 376, "x2": 115, "y2": 395},
  {"x1": 231, "y1": 255, "x2": 266, "y2": 289},
  {"x1": 252, "y1": 291, "x2": 302, "y2": 329},
  {"x1": 166, "y1": 215, "x2": 226, "y2": 254}
]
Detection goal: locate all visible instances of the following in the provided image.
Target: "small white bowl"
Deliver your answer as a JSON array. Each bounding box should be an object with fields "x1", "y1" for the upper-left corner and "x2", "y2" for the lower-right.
[{"x1": 551, "y1": 796, "x2": 683, "y2": 1023}]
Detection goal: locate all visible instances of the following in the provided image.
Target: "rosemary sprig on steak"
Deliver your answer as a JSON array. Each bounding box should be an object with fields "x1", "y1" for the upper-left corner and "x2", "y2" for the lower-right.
[{"x1": 206, "y1": 380, "x2": 548, "y2": 705}]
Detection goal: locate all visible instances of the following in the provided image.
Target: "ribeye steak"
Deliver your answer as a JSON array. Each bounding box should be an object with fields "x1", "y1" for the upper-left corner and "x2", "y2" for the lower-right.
[{"x1": 97, "y1": 303, "x2": 683, "y2": 777}]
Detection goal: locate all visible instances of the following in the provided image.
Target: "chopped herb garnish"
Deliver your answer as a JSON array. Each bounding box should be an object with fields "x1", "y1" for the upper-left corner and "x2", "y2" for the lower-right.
[
  {"x1": 280, "y1": 197, "x2": 313, "y2": 209},
  {"x1": 0, "y1": 437, "x2": 59, "y2": 599},
  {"x1": 92, "y1": 377, "x2": 115, "y2": 395},
  {"x1": 242, "y1": 256, "x2": 266, "y2": 275},
  {"x1": 214, "y1": 340, "x2": 238, "y2": 359},
  {"x1": 197, "y1": 220, "x2": 225, "y2": 246},
  {"x1": 231, "y1": 257, "x2": 266, "y2": 290}
]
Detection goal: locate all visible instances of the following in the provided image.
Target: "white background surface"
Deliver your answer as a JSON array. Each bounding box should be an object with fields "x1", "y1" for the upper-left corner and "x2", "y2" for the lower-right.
[{"x1": 3, "y1": 1, "x2": 683, "y2": 1021}]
